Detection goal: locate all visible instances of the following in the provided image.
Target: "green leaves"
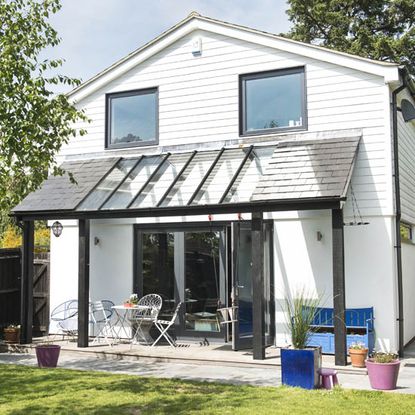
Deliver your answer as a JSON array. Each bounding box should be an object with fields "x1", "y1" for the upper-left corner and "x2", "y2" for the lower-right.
[
  {"x1": 285, "y1": 0, "x2": 415, "y2": 74},
  {"x1": 0, "y1": 0, "x2": 87, "y2": 231}
]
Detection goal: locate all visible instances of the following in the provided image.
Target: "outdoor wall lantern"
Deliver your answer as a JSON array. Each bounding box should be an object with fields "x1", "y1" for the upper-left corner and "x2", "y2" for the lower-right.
[{"x1": 51, "y1": 221, "x2": 63, "y2": 237}]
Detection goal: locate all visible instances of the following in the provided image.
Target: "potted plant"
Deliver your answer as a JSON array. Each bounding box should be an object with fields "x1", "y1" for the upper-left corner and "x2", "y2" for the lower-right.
[
  {"x1": 124, "y1": 293, "x2": 139, "y2": 307},
  {"x1": 349, "y1": 342, "x2": 368, "y2": 368},
  {"x1": 280, "y1": 290, "x2": 322, "y2": 389},
  {"x1": 3, "y1": 324, "x2": 20, "y2": 344},
  {"x1": 35, "y1": 340, "x2": 61, "y2": 368},
  {"x1": 366, "y1": 351, "x2": 400, "y2": 390}
]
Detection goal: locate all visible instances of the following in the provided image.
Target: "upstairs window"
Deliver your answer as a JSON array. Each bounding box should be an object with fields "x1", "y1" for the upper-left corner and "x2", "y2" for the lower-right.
[
  {"x1": 106, "y1": 88, "x2": 158, "y2": 149},
  {"x1": 240, "y1": 67, "x2": 306, "y2": 136}
]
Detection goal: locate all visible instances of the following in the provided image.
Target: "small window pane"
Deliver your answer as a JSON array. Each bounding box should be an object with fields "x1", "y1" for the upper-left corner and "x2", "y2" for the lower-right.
[
  {"x1": 77, "y1": 159, "x2": 137, "y2": 210},
  {"x1": 109, "y1": 90, "x2": 157, "y2": 147},
  {"x1": 244, "y1": 69, "x2": 304, "y2": 133}
]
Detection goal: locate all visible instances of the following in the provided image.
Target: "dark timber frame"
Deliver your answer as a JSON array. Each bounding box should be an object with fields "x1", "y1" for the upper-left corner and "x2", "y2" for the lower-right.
[{"x1": 17, "y1": 199, "x2": 348, "y2": 365}]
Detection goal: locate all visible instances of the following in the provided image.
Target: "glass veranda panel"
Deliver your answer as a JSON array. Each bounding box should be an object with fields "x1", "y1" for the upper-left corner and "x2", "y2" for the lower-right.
[
  {"x1": 102, "y1": 156, "x2": 162, "y2": 209},
  {"x1": 77, "y1": 159, "x2": 137, "y2": 210},
  {"x1": 160, "y1": 151, "x2": 218, "y2": 207},
  {"x1": 130, "y1": 153, "x2": 191, "y2": 209},
  {"x1": 191, "y1": 148, "x2": 245, "y2": 205}
]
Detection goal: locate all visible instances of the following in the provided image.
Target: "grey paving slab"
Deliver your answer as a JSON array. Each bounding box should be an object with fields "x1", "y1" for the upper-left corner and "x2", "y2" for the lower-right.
[{"x1": 1, "y1": 351, "x2": 415, "y2": 393}]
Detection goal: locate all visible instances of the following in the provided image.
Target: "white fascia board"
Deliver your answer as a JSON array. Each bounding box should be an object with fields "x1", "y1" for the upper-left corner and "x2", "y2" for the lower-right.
[
  {"x1": 196, "y1": 20, "x2": 400, "y2": 83},
  {"x1": 69, "y1": 20, "x2": 199, "y2": 103}
]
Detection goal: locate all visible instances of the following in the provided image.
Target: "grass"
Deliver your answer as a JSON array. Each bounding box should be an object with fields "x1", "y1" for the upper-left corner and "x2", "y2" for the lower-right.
[{"x1": 0, "y1": 364, "x2": 414, "y2": 414}]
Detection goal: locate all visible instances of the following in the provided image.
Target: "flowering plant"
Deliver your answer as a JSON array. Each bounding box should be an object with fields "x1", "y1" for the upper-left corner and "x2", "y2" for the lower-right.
[
  {"x1": 124, "y1": 294, "x2": 139, "y2": 306},
  {"x1": 349, "y1": 342, "x2": 367, "y2": 350},
  {"x1": 370, "y1": 351, "x2": 398, "y2": 364}
]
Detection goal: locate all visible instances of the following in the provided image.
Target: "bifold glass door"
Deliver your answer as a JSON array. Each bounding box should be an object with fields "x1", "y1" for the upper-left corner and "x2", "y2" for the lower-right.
[{"x1": 136, "y1": 227, "x2": 226, "y2": 339}]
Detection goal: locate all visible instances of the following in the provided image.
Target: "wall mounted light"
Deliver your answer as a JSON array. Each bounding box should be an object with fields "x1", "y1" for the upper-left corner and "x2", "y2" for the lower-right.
[
  {"x1": 316, "y1": 231, "x2": 323, "y2": 241},
  {"x1": 94, "y1": 237, "x2": 100, "y2": 246},
  {"x1": 51, "y1": 221, "x2": 63, "y2": 237}
]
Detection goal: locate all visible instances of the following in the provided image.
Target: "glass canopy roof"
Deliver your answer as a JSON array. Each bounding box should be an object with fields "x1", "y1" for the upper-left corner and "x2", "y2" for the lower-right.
[{"x1": 77, "y1": 146, "x2": 274, "y2": 211}]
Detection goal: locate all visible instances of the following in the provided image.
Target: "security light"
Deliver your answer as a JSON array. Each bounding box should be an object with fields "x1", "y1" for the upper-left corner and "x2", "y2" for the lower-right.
[{"x1": 400, "y1": 99, "x2": 415, "y2": 122}]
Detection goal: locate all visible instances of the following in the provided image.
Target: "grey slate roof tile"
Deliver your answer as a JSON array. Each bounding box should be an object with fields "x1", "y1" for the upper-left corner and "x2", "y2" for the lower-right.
[
  {"x1": 251, "y1": 135, "x2": 360, "y2": 202},
  {"x1": 13, "y1": 158, "x2": 119, "y2": 213}
]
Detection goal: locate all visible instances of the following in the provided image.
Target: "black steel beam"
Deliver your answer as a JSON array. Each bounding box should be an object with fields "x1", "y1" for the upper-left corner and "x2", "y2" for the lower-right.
[
  {"x1": 187, "y1": 147, "x2": 225, "y2": 205},
  {"x1": 14, "y1": 197, "x2": 343, "y2": 222},
  {"x1": 332, "y1": 208, "x2": 347, "y2": 366},
  {"x1": 252, "y1": 211, "x2": 265, "y2": 360},
  {"x1": 157, "y1": 150, "x2": 197, "y2": 207},
  {"x1": 98, "y1": 156, "x2": 144, "y2": 210},
  {"x1": 127, "y1": 153, "x2": 171, "y2": 209},
  {"x1": 78, "y1": 219, "x2": 90, "y2": 347},
  {"x1": 20, "y1": 221, "x2": 34, "y2": 344},
  {"x1": 219, "y1": 146, "x2": 254, "y2": 204}
]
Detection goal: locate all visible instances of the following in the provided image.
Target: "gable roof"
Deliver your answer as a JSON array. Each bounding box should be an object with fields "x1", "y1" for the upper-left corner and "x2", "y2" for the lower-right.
[{"x1": 68, "y1": 12, "x2": 400, "y2": 103}]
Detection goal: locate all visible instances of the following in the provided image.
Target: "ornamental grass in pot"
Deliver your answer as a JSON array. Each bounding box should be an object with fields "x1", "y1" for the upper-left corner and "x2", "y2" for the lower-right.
[
  {"x1": 366, "y1": 351, "x2": 400, "y2": 390},
  {"x1": 348, "y1": 342, "x2": 368, "y2": 368},
  {"x1": 281, "y1": 290, "x2": 322, "y2": 389}
]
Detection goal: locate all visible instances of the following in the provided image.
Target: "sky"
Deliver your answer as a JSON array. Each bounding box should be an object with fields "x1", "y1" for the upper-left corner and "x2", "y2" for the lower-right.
[{"x1": 47, "y1": 0, "x2": 292, "y2": 93}]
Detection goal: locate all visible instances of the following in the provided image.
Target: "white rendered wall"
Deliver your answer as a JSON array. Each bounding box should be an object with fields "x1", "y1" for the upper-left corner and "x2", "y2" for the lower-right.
[
  {"x1": 49, "y1": 220, "x2": 79, "y2": 333},
  {"x1": 402, "y1": 241, "x2": 415, "y2": 345},
  {"x1": 273, "y1": 213, "x2": 398, "y2": 351}
]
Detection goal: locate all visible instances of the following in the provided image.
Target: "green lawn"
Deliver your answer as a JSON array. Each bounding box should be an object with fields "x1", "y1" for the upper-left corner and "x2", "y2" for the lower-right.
[{"x1": 0, "y1": 364, "x2": 414, "y2": 414}]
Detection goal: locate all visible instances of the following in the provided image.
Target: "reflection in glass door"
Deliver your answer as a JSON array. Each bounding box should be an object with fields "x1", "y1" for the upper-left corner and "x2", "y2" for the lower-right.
[{"x1": 184, "y1": 231, "x2": 221, "y2": 334}]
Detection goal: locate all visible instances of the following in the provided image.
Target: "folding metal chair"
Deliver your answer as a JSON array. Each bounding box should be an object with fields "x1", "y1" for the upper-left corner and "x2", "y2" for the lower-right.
[
  {"x1": 90, "y1": 300, "x2": 115, "y2": 347},
  {"x1": 152, "y1": 302, "x2": 182, "y2": 348}
]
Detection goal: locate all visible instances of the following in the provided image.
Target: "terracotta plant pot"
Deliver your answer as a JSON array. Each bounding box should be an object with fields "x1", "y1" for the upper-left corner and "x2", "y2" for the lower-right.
[
  {"x1": 349, "y1": 348, "x2": 368, "y2": 368},
  {"x1": 366, "y1": 359, "x2": 400, "y2": 390},
  {"x1": 35, "y1": 345, "x2": 61, "y2": 368},
  {"x1": 124, "y1": 303, "x2": 132, "y2": 307},
  {"x1": 3, "y1": 327, "x2": 20, "y2": 344}
]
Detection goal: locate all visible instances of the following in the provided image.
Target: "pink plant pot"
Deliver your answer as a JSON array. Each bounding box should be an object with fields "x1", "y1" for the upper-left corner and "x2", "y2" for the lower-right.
[
  {"x1": 35, "y1": 345, "x2": 61, "y2": 368},
  {"x1": 366, "y1": 359, "x2": 400, "y2": 390}
]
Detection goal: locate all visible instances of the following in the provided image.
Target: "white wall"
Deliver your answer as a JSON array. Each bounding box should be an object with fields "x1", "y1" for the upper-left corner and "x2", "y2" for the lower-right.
[
  {"x1": 62, "y1": 29, "x2": 392, "y2": 218},
  {"x1": 273, "y1": 213, "x2": 398, "y2": 351},
  {"x1": 89, "y1": 222, "x2": 134, "y2": 305},
  {"x1": 402, "y1": 241, "x2": 415, "y2": 345},
  {"x1": 49, "y1": 220, "x2": 79, "y2": 333}
]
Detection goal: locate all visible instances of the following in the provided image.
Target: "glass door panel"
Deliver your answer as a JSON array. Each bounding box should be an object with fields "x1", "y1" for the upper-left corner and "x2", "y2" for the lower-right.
[
  {"x1": 140, "y1": 232, "x2": 176, "y2": 319},
  {"x1": 184, "y1": 231, "x2": 221, "y2": 334}
]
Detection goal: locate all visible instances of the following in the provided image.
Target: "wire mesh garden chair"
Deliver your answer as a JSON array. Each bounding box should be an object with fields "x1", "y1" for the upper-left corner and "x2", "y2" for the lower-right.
[
  {"x1": 50, "y1": 299, "x2": 78, "y2": 342},
  {"x1": 152, "y1": 302, "x2": 182, "y2": 348},
  {"x1": 90, "y1": 300, "x2": 115, "y2": 347},
  {"x1": 129, "y1": 294, "x2": 162, "y2": 345}
]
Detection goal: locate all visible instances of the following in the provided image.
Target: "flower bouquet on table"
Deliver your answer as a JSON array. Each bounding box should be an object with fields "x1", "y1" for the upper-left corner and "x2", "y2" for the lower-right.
[{"x1": 124, "y1": 294, "x2": 139, "y2": 308}]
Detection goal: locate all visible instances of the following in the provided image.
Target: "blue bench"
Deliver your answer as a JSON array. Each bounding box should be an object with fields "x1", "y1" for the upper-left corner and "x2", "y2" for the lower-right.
[{"x1": 306, "y1": 307, "x2": 374, "y2": 354}]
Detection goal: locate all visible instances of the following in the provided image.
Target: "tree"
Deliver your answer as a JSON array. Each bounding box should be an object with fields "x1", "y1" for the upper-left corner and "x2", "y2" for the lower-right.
[
  {"x1": 284, "y1": 0, "x2": 415, "y2": 73},
  {"x1": 0, "y1": 0, "x2": 87, "y2": 231}
]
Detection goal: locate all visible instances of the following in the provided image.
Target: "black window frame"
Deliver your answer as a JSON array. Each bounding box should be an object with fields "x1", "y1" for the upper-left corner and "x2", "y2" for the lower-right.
[
  {"x1": 105, "y1": 87, "x2": 159, "y2": 150},
  {"x1": 239, "y1": 66, "x2": 307, "y2": 137}
]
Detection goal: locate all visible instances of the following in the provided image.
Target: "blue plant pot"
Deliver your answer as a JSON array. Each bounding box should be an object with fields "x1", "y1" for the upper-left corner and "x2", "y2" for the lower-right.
[{"x1": 281, "y1": 347, "x2": 321, "y2": 389}]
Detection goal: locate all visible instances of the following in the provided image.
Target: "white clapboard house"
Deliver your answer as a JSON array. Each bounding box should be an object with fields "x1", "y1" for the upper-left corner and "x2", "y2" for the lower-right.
[{"x1": 13, "y1": 13, "x2": 415, "y2": 365}]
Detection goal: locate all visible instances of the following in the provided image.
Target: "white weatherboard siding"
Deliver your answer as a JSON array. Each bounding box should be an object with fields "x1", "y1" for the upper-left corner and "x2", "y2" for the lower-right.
[
  {"x1": 398, "y1": 92, "x2": 415, "y2": 225},
  {"x1": 402, "y1": 242, "x2": 415, "y2": 345},
  {"x1": 63, "y1": 29, "x2": 392, "y2": 218}
]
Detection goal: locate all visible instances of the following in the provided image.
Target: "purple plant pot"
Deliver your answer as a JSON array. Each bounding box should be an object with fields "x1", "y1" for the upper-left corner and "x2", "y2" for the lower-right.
[
  {"x1": 35, "y1": 345, "x2": 61, "y2": 368},
  {"x1": 366, "y1": 359, "x2": 400, "y2": 390}
]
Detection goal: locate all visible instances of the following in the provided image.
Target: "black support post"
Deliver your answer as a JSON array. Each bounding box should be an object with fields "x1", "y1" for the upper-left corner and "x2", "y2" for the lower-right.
[
  {"x1": 20, "y1": 221, "x2": 34, "y2": 344},
  {"x1": 252, "y1": 211, "x2": 265, "y2": 360},
  {"x1": 78, "y1": 219, "x2": 90, "y2": 347},
  {"x1": 332, "y1": 209, "x2": 347, "y2": 366}
]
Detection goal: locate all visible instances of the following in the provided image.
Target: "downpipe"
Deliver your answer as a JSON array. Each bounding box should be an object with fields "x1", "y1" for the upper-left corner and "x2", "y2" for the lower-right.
[{"x1": 391, "y1": 79, "x2": 406, "y2": 357}]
